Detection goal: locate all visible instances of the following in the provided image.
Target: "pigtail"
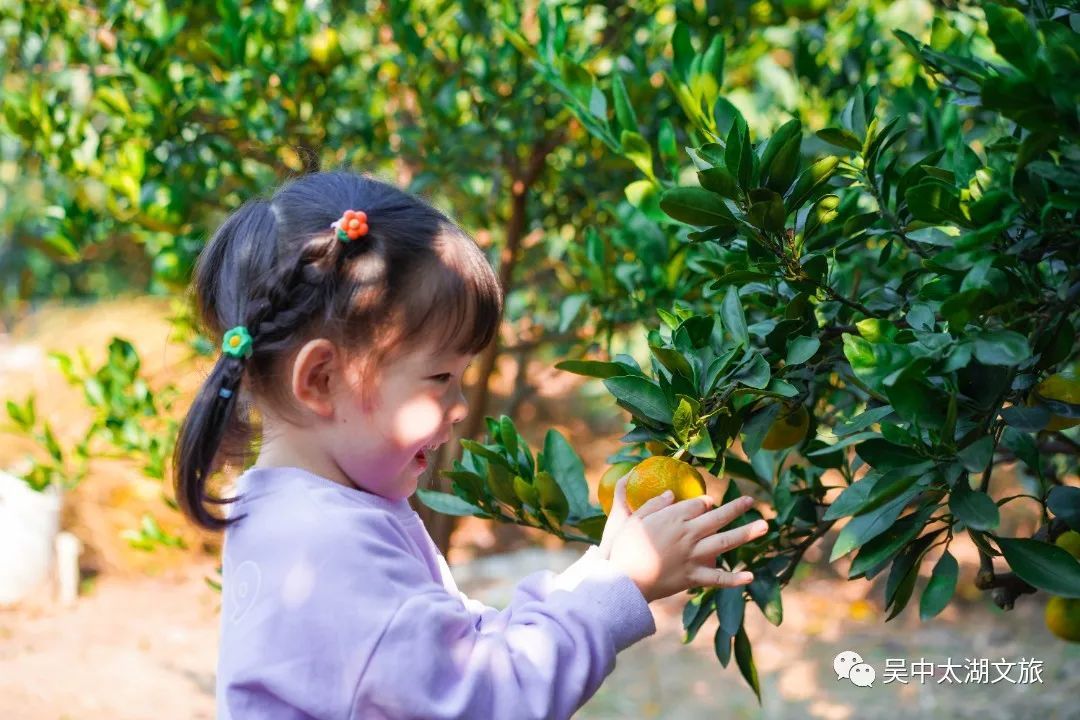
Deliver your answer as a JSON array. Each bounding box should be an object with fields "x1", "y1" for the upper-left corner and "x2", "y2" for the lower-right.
[
  {"x1": 173, "y1": 199, "x2": 279, "y2": 531},
  {"x1": 173, "y1": 355, "x2": 249, "y2": 530}
]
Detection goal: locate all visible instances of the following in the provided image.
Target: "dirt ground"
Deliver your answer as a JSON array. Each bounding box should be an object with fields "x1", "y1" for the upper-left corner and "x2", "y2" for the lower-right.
[{"x1": 2, "y1": 298, "x2": 1079, "y2": 718}]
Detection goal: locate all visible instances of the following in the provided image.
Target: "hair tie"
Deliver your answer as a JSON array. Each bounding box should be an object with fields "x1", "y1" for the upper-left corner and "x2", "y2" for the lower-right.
[
  {"x1": 222, "y1": 325, "x2": 253, "y2": 359},
  {"x1": 331, "y1": 209, "x2": 369, "y2": 242},
  {"x1": 218, "y1": 388, "x2": 234, "y2": 399}
]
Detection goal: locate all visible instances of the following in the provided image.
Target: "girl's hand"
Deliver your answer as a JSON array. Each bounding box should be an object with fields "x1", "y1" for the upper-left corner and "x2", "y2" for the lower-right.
[
  {"x1": 600, "y1": 468, "x2": 764, "y2": 604},
  {"x1": 597, "y1": 469, "x2": 643, "y2": 561},
  {"x1": 598, "y1": 465, "x2": 718, "y2": 560}
]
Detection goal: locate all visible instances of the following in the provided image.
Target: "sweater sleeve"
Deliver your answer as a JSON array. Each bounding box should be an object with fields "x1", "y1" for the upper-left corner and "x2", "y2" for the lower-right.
[{"x1": 351, "y1": 523, "x2": 656, "y2": 720}]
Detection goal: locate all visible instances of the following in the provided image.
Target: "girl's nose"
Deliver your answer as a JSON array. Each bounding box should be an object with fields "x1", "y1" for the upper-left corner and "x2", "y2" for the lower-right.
[{"x1": 448, "y1": 389, "x2": 468, "y2": 425}]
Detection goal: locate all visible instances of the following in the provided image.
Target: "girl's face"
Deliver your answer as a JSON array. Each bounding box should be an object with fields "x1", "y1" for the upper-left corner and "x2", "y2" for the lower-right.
[{"x1": 332, "y1": 339, "x2": 474, "y2": 500}]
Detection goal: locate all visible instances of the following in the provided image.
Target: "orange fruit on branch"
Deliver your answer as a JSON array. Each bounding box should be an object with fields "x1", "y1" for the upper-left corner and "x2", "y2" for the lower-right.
[
  {"x1": 1056, "y1": 530, "x2": 1080, "y2": 560},
  {"x1": 761, "y1": 405, "x2": 810, "y2": 451},
  {"x1": 598, "y1": 462, "x2": 637, "y2": 515},
  {"x1": 1027, "y1": 373, "x2": 1080, "y2": 431},
  {"x1": 1045, "y1": 596, "x2": 1080, "y2": 643},
  {"x1": 624, "y1": 456, "x2": 707, "y2": 513}
]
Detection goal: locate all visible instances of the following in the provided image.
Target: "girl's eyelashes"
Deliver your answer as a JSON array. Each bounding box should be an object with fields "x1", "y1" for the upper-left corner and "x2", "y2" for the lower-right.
[{"x1": 430, "y1": 360, "x2": 474, "y2": 384}]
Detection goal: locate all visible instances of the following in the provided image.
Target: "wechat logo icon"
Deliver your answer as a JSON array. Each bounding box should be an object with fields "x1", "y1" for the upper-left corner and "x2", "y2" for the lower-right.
[{"x1": 834, "y1": 650, "x2": 876, "y2": 688}]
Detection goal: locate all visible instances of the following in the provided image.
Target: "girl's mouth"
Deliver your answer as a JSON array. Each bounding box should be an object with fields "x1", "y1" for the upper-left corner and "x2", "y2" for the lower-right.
[{"x1": 414, "y1": 448, "x2": 428, "y2": 470}]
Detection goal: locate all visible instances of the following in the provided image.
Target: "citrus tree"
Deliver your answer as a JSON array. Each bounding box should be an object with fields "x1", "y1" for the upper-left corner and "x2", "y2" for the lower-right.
[
  {"x1": 416, "y1": 1, "x2": 1080, "y2": 698},
  {"x1": 0, "y1": 0, "x2": 656, "y2": 551}
]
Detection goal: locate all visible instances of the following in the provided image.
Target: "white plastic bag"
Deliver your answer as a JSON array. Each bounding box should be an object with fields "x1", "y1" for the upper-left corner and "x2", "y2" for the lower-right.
[{"x1": 0, "y1": 470, "x2": 61, "y2": 605}]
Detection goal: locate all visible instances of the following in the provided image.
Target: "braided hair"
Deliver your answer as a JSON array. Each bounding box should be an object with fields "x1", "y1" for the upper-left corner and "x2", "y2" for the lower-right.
[{"x1": 173, "y1": 171, "x2": 503, "y2": 531}]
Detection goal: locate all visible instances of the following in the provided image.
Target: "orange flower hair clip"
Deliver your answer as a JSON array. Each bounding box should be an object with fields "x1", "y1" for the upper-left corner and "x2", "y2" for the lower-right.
[{"x1": 331, "y1": 209, "x2": 369, "y2": 242}]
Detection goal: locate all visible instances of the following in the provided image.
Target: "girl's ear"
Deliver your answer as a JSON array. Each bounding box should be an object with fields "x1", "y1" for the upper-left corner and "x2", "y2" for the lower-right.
[{"x1": 291, "y1": 338, "x2": 338, "y2": 418}]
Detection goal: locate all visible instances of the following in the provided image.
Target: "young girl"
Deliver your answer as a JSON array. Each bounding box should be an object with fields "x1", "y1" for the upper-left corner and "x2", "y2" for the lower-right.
[{"x1": 173, "y1": 170, "x2": 767, "y2": 719}]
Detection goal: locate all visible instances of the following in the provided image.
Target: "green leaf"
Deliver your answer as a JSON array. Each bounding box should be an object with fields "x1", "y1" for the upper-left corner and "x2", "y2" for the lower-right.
[
  {"x1": 558, "y1": 294, "x2": 589, "y2": 334},
  {"x1": 726, "y1": 110, "x2": 752, "y2": 191},
  {"x1": 940, "y1": 289, "x2": 991, "y2": 327},
  {"x1": 682, "y1": 589, "x2": 715, "y2": 643},
  {"x1": 702, "y1": 34, "x2": 726, "y2": 88},
  {"x1": 499, "y1": 416, "x2": 520, "y2": 467},
  {"x1": 884, "y1": 531, "x2": 938, "y2": 620},
  {"x1": 734, "y1": 626, "x2": 761, "y2": 702},
  {"x1": 816, "y1": 128, "x2": 862, "y2": 152},
  {"x1": 721, "y1": 286, "x2": 749, "y2": 348},
  {"x1": 588, "y1": 83, "x2": 608, "y2": 121},
  {"x1": 994, "y1": 536, "x2": 1080, "y2": 598},
  {"x1": 786, "y1": 156, "x2": 839, "y2": 211},
  {"x1": 714, "y1": 627, "x2": 733, "y2": 667},
  {"x1": 906, "y1": 303, "x2": 936, "y2": 332},
  {"x1": 542, "y1": 430, "x2": 591, "y2": 520},
  {"x1": 732, "y1": 353, "x2": 770, "y2": 389},
  {"x1": 830, "y1": 489, "x2": 924, "y2": 561},
  {"x1": 957, "y1": 435, "x2": 994, "y2": 473},
  {"x1": 834, "y1": 405, "x2": 895, "y2": 435},
  {"x1": 764, "y1": 379, "x2": 799, "y2": 398},
  {"x1": 650, "y1": 345, "x2": 695, "y2": 382},
  {"x1": 972, "y1": 330, "x2": 1031, "y2": 366},
  {"x1": 461, "y1": 439, "x2": 511, "y2": 469},
  {"x1": 554, "y1": 359, "x2": 640, "y2": 379},
  {"x1": 5, "y1": 398, "x2": 34, "y2": 430},
  {"x1": 658, "y1": 118, "x2": 678, "y2": 170},
  {"x1": 535, "y1": 470, "x2": 570, "y2": 527},
  {"x1": 513, "y1": 475, "x2": 541, "y2": 509},
  {"x1": 949, "y1": 477, "x2": 1000, "y2": 531},
  {"x1": 673, "y1": 397, "x2": 696, "y2": 444},
  {"x1": 984, "y1": 3, "x2": 1040, "y2": 73},
  {"x1": 715, "y1": 585, "x2": 745, "y2": 637},
  {"x1": 416, "y1": 489, "x2": 485, "y2": 517},
  {"x1": 785, "y1": 336, "x2": 820, "y2": 365},
  {"x1": 697, "y1": 166, "x2": 740, "y2": 199},
  {"x1": 485, "y1": 461, "x2": 521, "y2": 508},
  {"x1": 1048, "y1": 486, "x2": 1080, "y2": 531},
  {"x1": 746, "y1": 188, "x2": 787, "y2": 233},
  {"x1": 747, "y1": 571, "x2": 782, "y2": 626},
  {"x1": 905, "y1": 182, "x2": 966, "y2": 225},
  {"x1": 603, "y1": 376, "x2": 673, "y2": 424},
  {"x1": 848, "y1": 506, "x2": 932, "y2": 579},
  {"x1": 760, "y1": 118, "x2": 802, "y2": 193},
  {"x1": 824, "y1": 464, "x2": 933, "y2": 520},
  {"x1": 442, "y1": 469, "x2": 486, "y2": 497},
  {"x1": 671, "y1": 23, "x2": 694, "y2": 81},
  {"x1": 807, "y1": 431, "x2": 880, "y2": 459},
  {"x1": 660, "y1": 186, "x2": 737, "y2": 226},
  {"x1": 741, "y1": 402, "x2": 780, "y2": 458},
  {"x1": 42, "y1": 424, "x2": 63, "y2": 463},
  {"x1": 621, "y1": 130, "x2": 655, "y2": 179},
  {"x1": 855, "y1": 438, "x2": 926, "y2": 469},
  {"x1": 919, "y1": 550, "x2": 958, "y2": 620}
]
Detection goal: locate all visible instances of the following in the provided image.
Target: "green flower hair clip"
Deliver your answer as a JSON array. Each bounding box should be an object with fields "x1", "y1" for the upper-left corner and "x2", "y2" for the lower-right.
[{"x1": 222, "y1": 325, "x2": 253, "y2": 359}]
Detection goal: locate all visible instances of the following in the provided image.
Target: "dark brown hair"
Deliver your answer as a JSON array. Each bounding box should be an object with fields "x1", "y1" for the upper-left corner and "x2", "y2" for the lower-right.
[{"x1": 173, "y1": 171, "x2": 503, "y2": 531}]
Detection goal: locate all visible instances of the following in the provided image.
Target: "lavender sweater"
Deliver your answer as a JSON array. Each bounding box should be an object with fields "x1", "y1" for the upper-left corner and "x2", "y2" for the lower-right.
[{"x1": 215, "y1": 466, "x2": 657, "y2": 719}]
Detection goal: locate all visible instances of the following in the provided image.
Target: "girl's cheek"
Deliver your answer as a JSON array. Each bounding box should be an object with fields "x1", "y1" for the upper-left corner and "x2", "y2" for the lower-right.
[{"x1": 390, "y1": 395, "x2": 444, "y2": 447}]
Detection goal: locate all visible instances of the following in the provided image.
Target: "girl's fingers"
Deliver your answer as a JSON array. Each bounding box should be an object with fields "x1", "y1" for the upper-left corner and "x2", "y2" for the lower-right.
[
  {"x1": 660, "y1": 493, "x2": 716, "y2": 522},
  {"x1": 609, "y1": 473, "x2": 633, "y2": 519},
  {"x1": 686, "y1": 495, "x2": 756, "y2": 538},
  {"x1": 690, "y1": 566, "x2": 755, "y2": 588},
  {"x1": 633, "y1": 489, "x2": 677, "y2": 518},
  {"x1": 695, "y1": 518, "x2": 770, "y2": 557}
]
